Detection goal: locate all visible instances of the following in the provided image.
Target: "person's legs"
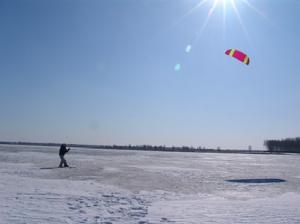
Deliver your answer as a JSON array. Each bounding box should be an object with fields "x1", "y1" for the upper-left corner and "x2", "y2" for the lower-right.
[
  {"x1": 59, "y1": 155, "x2": 69, "y2": 167},
  {"x1": 62, "y1": 157, "x2": 69, "y2": 167}
]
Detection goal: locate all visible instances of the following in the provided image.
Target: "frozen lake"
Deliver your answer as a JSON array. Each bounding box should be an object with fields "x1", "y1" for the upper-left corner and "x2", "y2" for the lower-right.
[{"x1": 0, "y1": 144, "x2": 300, "y2": 223}]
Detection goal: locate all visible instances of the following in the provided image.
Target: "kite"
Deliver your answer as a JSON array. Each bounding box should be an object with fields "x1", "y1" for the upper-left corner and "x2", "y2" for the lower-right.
[{"x1": 225, "y1": 49, "x2": 250, "y2": 65}]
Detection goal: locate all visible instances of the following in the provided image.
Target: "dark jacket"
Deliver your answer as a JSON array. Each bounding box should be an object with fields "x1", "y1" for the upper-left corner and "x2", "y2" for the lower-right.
[{"x1": 59, "y1": 144, "x2": 70, "y2": 156}]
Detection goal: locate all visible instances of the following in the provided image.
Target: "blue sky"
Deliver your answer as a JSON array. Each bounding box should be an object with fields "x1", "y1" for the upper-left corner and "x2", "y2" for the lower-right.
[{"x1": 0, "y1": 0, "x2": 299, "y2": 149}]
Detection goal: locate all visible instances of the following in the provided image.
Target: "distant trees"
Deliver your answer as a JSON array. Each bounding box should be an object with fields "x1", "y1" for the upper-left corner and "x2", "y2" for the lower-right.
[
  {"x1": 0, "y1": 141, "x2": 266, "y2": 154},
  {"x1": 264, "y1": 137, "x2": 300, "y2": 153}
]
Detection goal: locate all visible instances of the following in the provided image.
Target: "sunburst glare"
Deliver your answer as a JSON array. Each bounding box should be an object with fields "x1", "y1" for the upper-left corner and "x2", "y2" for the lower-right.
[{"x1": 180, "y1": 0, "x2": 266, "y2": 45}]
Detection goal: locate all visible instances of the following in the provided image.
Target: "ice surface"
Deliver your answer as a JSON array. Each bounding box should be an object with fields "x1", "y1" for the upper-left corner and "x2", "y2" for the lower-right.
[{"x1": 0, "y1": 145, "x2": 300, "y2": 223}]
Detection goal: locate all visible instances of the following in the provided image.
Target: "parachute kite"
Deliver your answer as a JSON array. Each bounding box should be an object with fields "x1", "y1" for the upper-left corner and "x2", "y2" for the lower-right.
[{"x1": 225, "y1": 49, "x2": 250, "y2": 65}]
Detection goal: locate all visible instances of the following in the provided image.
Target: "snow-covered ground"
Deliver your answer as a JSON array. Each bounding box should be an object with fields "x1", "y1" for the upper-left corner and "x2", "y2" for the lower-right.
[{"x1": 0, "y1": 145, "x2": 300, "y2": 223}]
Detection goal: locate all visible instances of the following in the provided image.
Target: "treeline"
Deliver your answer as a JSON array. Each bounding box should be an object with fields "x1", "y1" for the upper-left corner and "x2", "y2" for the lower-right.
[
  {"x1": 264, "y1": 137, "x2": 300, "y2": 153},
  {"x1": 0, "y1": 141, "x2": 268, "y2": 154},
  {"x1": 0, "y1": 141, "x2": 212, "y2": 152},
  {"x1": 99, "y1": 144, "x2": 208, "y2": 152}
]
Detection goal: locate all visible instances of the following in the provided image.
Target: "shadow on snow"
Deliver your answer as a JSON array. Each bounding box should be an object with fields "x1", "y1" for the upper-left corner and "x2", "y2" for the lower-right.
[{"x1": 226, "y1": 178, "x2": 286, "y2": 183}]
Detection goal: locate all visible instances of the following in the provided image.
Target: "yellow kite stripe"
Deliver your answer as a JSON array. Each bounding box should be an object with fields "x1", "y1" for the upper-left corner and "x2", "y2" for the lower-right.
[
  {"x1": 229, "y1": 49, "x2": 235, "y2": 57},
  {"x1": 243, "y1": 56, "x2": 249, "y2": 64}
]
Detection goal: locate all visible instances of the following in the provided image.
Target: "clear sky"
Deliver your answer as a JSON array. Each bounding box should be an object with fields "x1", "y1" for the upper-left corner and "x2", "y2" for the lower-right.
[{"x1": 0, "y1": 0, "x2": 299, "y2": 149}]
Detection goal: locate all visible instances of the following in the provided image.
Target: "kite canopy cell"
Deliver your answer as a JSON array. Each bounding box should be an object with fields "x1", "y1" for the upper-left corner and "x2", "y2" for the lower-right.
[{"x1": 225, "y1": 49, "x2": 250, "y2": 65}]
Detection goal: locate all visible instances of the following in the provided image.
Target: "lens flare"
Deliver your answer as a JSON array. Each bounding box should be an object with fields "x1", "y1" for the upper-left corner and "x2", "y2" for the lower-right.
[
  {"x1": 185, "y1": 45, "x2": 192, "y2": 53},
  {"x1": 174, "y1": 64, "x2": 181, "y2": 72}
]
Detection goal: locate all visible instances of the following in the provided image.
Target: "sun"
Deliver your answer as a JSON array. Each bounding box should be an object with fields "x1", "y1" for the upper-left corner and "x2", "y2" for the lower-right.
[
  {"x1": 215, "y1": 0, "x2": 232, "y2": 5},
  {"x1": 179, "y1": 0, "x2": 266, "y2": 44}
]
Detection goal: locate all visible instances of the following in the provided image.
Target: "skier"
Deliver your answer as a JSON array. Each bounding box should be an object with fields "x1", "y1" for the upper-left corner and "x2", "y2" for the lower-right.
[{"x1": 59, "y1": 144, "x2": 71, "y2": 168}]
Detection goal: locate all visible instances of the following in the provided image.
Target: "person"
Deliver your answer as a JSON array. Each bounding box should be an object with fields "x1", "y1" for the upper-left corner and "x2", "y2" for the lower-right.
[{"x1": 59, "y1": 144, "x2": 71, "y2": 168}]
